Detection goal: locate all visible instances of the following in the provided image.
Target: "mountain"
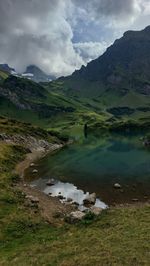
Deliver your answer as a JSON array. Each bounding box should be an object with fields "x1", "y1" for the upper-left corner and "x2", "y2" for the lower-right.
[
  {"x1": 60, "y1": 26, "x2": 150, "y2": 97},
  {"x1": 0, "y1": 64, "x2": 16, "y2": 74},
  {"x1": 0, "y1": 26, "x2": 150, "y2": 132},
  {"x1": 23, "y1": 65, "x2": 55, "y2": 83}
]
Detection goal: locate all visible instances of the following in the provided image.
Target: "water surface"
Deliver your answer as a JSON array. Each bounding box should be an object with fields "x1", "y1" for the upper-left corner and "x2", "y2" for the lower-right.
[{"x1": 26, "y1": 132, "x2": 150, "y2": 205}]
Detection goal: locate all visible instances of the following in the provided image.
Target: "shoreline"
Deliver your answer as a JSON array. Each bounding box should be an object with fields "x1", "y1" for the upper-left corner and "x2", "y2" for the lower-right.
[
  {"x1": 15, "y1": 141, "x2": 78, "y2": 224},
  {"x1": 15, "y1": 142, "x2": 150, "y2": 218}
]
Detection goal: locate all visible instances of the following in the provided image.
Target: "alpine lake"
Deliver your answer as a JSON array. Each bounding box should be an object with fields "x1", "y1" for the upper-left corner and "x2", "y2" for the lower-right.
[{"x1": 25, "y1": 129, "x2": 150, "y2": 209}]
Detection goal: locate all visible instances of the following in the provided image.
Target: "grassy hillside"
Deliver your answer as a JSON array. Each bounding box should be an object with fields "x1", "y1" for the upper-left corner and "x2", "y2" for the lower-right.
[
  {"x1": 0, "y1": 136, "x2": 150, "y2": 265},
  {"x1": 0, "y1": 69, "x2": 9, "y2": 80},
  {"x1": 0, "y1": 73, "x2": 149, "y2": 135}
]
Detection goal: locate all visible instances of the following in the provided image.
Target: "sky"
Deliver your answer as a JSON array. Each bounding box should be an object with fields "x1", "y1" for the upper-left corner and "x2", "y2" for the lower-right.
[{"x1": 0, "y1": 0, "x2": 150, "y2": 77}]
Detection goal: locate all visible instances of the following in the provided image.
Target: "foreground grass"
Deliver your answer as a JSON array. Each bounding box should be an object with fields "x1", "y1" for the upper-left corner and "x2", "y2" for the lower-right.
[{"x1": 0, "y1": 142, "x2": 150, "y2": 266}]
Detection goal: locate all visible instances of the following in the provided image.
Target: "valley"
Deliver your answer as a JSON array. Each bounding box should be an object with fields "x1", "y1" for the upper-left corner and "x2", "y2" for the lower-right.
[{"x1": 0, "y1": 26, "x2": 150, "y2": 265}]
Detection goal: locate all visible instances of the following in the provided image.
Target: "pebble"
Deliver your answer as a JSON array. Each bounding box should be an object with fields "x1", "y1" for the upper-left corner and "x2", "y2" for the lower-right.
[
  {"x1": 114, "y1": 183, "x2": 122, "y2": 189},
  {"x1": 32, "y1": 169, "x2": 38, "y2": 174}
]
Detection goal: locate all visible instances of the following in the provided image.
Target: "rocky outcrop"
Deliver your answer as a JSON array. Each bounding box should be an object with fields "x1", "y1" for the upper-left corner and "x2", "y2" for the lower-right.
[{"x1": 0, "y1": 133, "x2": 63, "y2": 153}]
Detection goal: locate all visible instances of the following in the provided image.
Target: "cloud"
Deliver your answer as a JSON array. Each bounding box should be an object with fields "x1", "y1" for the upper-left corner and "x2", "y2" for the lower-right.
[
  {"x1": 0, "y1": 0, "x2": 150, "y2": 77},
  {"x1": 0, "y1": 0, "x2": 83, "y2": 77},
  {"x1": 72, "y1": 0, "x2": 143, "y2": 28},
  {"x1": 74, "y1": 42, "x2": 108, "y2": 63}
]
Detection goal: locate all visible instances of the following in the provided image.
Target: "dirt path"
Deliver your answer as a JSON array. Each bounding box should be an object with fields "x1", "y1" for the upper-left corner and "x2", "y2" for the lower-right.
[
  {"x1": 16, "y1": 148, "x2": 75, "y2": 225},
  {"x1": 16, "y1": 150, "x2": 46, "y2": 178}
]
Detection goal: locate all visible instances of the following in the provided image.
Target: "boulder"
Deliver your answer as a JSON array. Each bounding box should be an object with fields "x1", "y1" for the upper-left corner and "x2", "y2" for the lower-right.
[
  {"x1": 32, "y1": 169, "x2": 38, "y2": 174},
  {"x1": 90, "y1": 206, "x2": 103, "y2": 216},
  {"x1": 30, "y1": 163, "x2": 35, "y2": 167},
  {"x1": 114, "y1": 183, "x2": 122, "y2": 189},
  {"x1": 46, "y1": 178, "x2": 56, "y2": 186},
  {"x1": 67, "y1": 211, "x2": 86, "y2": 223},
  {"x1": 132, "y1": 198, "x2": 139, "y2": 202},
  {"x1": 83, "y1": 193, "x2": 96, "y2": 206},
  {"x1": 66, "y1": 197, "x2": 73, "y2": 203},
  {"x1": 58, "y1": 195, "x2": 65, "y2": 200},
  {"x1": 25, "y1": 195, "x2": 39, "y2": 203}
]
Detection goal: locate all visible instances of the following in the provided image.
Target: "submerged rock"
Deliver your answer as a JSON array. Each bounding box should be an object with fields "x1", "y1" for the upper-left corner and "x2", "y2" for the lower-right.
[
  {"x1": 83, "y1": 193, "x2": 96, "y2": 206},
  {"x1": 66, "y1": 197, "x2": 73, "y2": 203},
  {"x1": 114, "y1": 183, "x2": 122, "y2": 189},
  {"x1": 46, "y1": 178, "x2": 56, "y2": 186},
  {"x1": 66, "y1": 211, "x2": 86, "y2": 223},
  {"x1": 32, "y1": 169, "x2": 38, "y2": 174}
]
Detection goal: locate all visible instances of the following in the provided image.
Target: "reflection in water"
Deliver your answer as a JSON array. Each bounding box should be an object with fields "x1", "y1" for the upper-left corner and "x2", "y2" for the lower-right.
[
  {"x1": 26, "y1": 132, "x2": 150, "y2": 205},
  {"x1": 31, "y1": 178, "x2": 107, "y2": 210},
  {"x1": 84, "y1": 123, "x2": 88, "y2": 138}
]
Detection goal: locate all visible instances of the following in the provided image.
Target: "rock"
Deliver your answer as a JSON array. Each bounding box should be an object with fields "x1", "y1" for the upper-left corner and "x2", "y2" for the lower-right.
[
  {"x1": 53, "y1": 211, "x2": 64, "y2": 219},
  {"x1": 25, "y1": 195, "x2": 39, "y2": 203},
  {"x1": 73, "y1": 201, "x2": 79, "y2": 206},
  {"x1": 58, "y1": 195, "x2": 65, "y2": 200},
  {"x1": 46, "y1": 178, "x2": 56, "y2": 186},
  {"x1": 32, "y1": 169, "x2": 38, "y2": 174},
  {"x1": 58, "y1": 192, "x2": 61, "y2": 195},
  {"x1": 67, "y1": 197, "x2": 73, "y2": 203},
  {"x1": 30, "y1": 163, "x2": 35, "y2": 167},
  {"x1": 83, "y1": 193, "x2": 96, "y2": 206},
  {"x1": 114, "y1": 183, "x2": 122, "y2": 189},
  {"x1": 89, "y1": 206, "x2": 103, "y2": 216},
  {"x1": 144, "y1": 196, "x2": 148, "y2": 199},
  {"x1": 132, "y1": 198, "x2": 139, "y2": 202},
  {"x1": 66, "y1": 211, "x2": 86, "y2": 223},
  {"x1": 144, "y1": 139, "x2": 150, "y2": 147}
]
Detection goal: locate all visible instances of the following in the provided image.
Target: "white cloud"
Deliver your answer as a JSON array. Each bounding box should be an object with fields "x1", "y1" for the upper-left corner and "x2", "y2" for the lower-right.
[
  {"x1": 74, "y1": 41, "x2": 108, "y2": 64},
  {"x1": 0, "y1": 0, "x2": 150, "y2": 77}
]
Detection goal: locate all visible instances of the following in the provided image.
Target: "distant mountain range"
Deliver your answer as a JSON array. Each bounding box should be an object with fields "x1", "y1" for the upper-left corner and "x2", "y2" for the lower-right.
[
  {"x1": 0, "y1": 64, "x2": 15, "y2": 74},
  {"x1": 0, "y1": 64, "x2": 55, "y2": 83}
]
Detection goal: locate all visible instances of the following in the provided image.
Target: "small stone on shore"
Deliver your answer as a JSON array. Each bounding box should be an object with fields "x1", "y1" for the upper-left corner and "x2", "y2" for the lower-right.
[
  {"x1": 83, "y1": 193, "x2": 96, "y2": 206},
  {"x1": 58, "y1": 195, "x2": 65, "y2": 200},
  {"x1": 89, "y1": 206, "x2": 103, "y2": 216},
  {"x1": 67, "y1": 197, "x2": 73, "y2": 203},
  {"x1": 132, "y1": 198, "x2": 139, "y2": 202},
  {"x1": 25, "y1": 195, "x2": 39, "y2": 203},
  {"x1": 66, "y1": 211, "x2": 86, "y2": 223}
]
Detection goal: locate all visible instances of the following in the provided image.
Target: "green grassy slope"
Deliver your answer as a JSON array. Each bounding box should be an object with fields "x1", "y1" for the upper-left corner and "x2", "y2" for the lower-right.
[
  {"x1": 0, "y1": 74, "x2": 150, "y2": 134},
  {"x1": 0, "y1": 69, "x2": 9, "y2": 80}
]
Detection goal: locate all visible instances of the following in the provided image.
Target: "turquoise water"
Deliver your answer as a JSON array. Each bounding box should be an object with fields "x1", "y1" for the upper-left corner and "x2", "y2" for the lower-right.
[{"x1": 27, "y1": 133, "x2": 150, "y2": 205}]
